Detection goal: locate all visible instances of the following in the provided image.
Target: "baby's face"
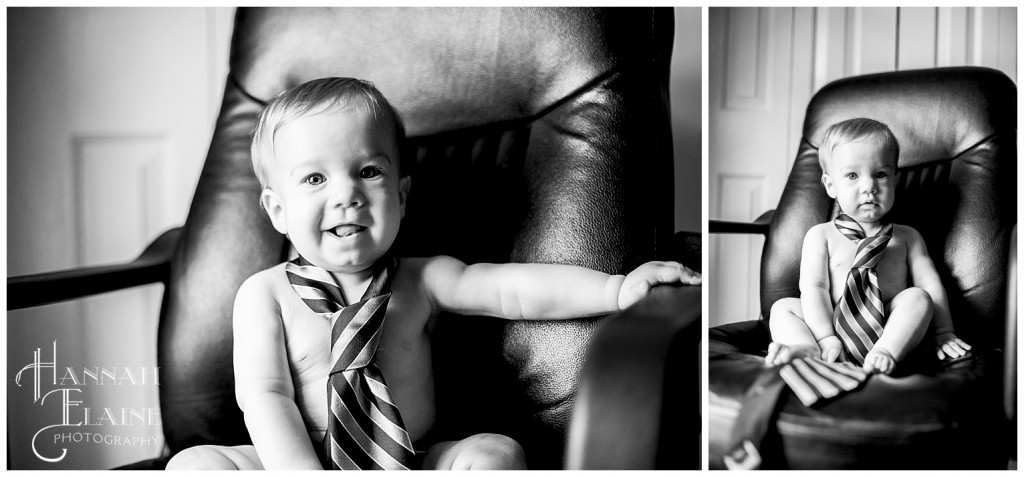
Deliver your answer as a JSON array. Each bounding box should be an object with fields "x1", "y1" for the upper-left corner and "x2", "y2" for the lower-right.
[
  {"x1": 822, "y1": 140, "x2": 896, "y2": 226},
  {"x1": 261, "y1": 107, "x2": 410, "y2": 274}
]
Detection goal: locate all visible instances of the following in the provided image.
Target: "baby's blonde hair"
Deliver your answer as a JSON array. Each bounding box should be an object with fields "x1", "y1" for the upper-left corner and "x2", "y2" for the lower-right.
[
  {"x1": 818, "y1": 118, "x2": 899, "y2": 175},
  {"x1": 251, "y1": 77, "x2": 408, "y2": 189}
]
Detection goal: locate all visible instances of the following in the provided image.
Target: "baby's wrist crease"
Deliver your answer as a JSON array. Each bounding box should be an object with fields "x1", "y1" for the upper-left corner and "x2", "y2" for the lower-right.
[{"x1": 606, "y1": 274, "x2": 626, "y2": 310}]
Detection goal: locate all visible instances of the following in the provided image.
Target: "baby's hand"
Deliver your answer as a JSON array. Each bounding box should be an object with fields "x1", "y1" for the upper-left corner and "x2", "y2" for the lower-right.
[
  {"x1": 618, "y1": 261, "x2": 701, "y2": 310},
  {"x1": 817, "y1": 336, "x2": 843, "y2": 363},
  {"x1": 934, "y1": 332, "x2": 971, "y2": 361}
]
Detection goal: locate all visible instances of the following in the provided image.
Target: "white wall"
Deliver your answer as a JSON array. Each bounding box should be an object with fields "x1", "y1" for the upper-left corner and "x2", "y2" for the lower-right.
[
  {"x1": 708, "y1": 7, "x2": 1017, "y2": 326},
  {"x1": 7, "y1": 7, "x2": 234, "y2": 469}
]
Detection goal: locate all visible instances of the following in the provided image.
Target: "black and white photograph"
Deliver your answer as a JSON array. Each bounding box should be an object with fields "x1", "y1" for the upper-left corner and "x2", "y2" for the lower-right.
[
  {"x1": 6, "y1": 7, "x2": 702, "y2": 470},
  {"x1": 707, "y1": 6, "x2": 1017, "y2": 470}
]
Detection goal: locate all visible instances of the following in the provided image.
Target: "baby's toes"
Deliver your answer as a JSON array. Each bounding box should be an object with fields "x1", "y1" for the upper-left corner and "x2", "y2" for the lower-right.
[
  {"x1": 876, "y1": 356, "x2": 894, "y2": 374},
  {"x1": 775, "y1": 346, "x2": 795, "y2": 364},
  {"x1": 765, "y1": 342, "x2": 784, "y2": 366},
  {"x1": 821, "y1": 347, "x2": 840, "y2": 363},
  {"x1": 864, "y1": 350, "x2": 895, "y2": 375}
]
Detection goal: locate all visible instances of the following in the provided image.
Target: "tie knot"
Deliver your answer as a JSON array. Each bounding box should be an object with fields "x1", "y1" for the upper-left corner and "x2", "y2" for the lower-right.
[
  {"x1": 834, "y1": 214, "x2": 868, "y2": 241},
  {"x1": 834, "y1": 214, "x2": 892, "y2": 270},
  {"x1": 285, "y1": 255, "x2": 397, "y2": 374}
]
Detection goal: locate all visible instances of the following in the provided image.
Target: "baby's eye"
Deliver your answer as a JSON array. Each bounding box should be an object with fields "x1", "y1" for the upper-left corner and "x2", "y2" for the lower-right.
[
  {"x1": 846, "y1": 173, "x2": 858, "y2": 180},
  {"x1": 304, "y1": 173, "x2": 326, "y2": 186},
  {"x1": 874, "y1": 171, "x2": 890, "y2": 179},
  {"x1": 360, "y1": 166, "x2": 384, "y2": 179}
]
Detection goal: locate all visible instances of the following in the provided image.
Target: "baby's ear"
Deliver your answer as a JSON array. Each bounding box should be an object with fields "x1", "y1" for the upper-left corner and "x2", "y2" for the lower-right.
[
  {"x1": 398, "y1": 176, "x2": 412, "y2": 218},
  {"x1": 260, "y1": 189, "x2": 288, "y2": 235},
  {"x1": 821, "y1": 174, "x2": 837, "y2": 198}
]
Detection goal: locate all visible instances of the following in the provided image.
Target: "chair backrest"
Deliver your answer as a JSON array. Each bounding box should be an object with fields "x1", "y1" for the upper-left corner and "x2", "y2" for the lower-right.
[
  {"x1": 760, "y1": 67, "x2": 1016, "y2": 351},
  {"x1": 158, "y1": 7, "x2": 676, "y2": 468}
]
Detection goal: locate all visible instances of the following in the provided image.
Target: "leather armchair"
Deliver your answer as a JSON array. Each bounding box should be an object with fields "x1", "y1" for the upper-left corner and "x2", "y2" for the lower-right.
[
  {"x1": 8, "y1": 7, "x2": 700, "y2": 470},
  {"x1": 708, "y1": 67, "x2": 1016, "y2": 469}
]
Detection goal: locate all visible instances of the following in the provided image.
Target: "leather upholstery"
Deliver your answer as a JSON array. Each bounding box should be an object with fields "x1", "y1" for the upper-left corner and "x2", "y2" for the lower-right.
[
  {"x1": 160, "y1": 8, "x2": 676, "y2": 469},
  {"x1": 711, "y1": 67, "x2": 1016, "y2": 469}
]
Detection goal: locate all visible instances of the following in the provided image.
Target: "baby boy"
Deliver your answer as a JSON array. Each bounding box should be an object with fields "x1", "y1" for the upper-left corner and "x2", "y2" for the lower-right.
[
  {"x1": 166, "y1": 77, "x2": 700, "y2": 470},
  {"x1": 764, "y1": 118, "x2": 969, "y2": 374}
]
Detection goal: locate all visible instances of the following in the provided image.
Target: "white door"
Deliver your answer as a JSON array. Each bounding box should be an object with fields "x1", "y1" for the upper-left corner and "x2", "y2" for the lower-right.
[
  {"x1": 709, "y1": 7, "x2": 800, "y2": 326},
  {"x1": 7, "y1": 7, "x2": 234, "y2": 469}
]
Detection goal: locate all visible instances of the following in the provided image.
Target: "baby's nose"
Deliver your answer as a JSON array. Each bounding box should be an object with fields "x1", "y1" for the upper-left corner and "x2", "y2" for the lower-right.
[{"x1": 331, "y1": 183, "x2": 364, "y2": 208}]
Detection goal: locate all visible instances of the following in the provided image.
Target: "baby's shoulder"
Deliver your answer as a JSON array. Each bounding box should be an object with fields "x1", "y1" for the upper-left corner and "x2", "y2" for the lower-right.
[
  {"x1": 239, "y1": 262, "x2": 291, "y2": 292},
  {"x1": 890, "y1": 224, "x2": 925, "y2": 247},
  {"x1": 891, "y1": 223, "x2": 921, "y2": 238},
  {"x1": 808, "y1": 222, "x2": 832, "y2": 235},
  {"x1": 234, "y1": 262, "x2": 298, "y2": 309},
  {"x1": 805, "y1": 222, "x2": 833, "y2": 242},
  {"x1": 232, "y1": 263, "x2": 295, "y2": 332}
]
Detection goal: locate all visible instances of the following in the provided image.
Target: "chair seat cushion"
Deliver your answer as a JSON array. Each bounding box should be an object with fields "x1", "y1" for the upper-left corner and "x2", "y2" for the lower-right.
[{"x1": 709, "y1": 320, "x2": 1010, "y2": 469}]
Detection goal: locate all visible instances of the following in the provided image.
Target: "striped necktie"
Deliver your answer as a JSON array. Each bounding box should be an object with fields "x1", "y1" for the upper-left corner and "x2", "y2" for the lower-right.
[
  {"x1": 286, "y1": 255, "x2": 416, "y2": 470},
  {"x1": 832, "y1": 214, "x2": 893, "y2": 366}
]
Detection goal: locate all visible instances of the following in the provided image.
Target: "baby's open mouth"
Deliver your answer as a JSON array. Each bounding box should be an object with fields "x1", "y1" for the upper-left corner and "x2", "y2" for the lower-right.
[{"x1": 328, "y1": 224, "x2": 366, "y2": 238}]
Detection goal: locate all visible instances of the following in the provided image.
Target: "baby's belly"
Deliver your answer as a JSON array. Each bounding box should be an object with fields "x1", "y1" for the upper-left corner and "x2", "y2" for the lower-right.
[
  {"x1": 291, "y1": 349, "x2": 436, "y2": 446},
  {"x1": 829, "y1": 267, "x2": 908, "y2": 306}
]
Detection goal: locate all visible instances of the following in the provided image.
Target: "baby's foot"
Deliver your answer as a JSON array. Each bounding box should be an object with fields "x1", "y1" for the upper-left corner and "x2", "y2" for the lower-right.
[
  {"x1": 817, "y1": 336, "x2": 843, "y2": 363},
  {"x1": 765, "y1": 342, "x2": 818, "y2": 366},
  {"x1": 862, "y1": 347, "x2": 896, "y2": 375}
]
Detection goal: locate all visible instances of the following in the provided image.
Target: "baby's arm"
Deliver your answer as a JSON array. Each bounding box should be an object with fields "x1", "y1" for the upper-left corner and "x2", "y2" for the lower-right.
[
  {"x1": 798, "y1": 226, "x2": 843, "y2": 359},
  {"x1": 233, "y1": 275, "x2": 323, "y2": 470},
  {"x1": 422, "y1": 257, "x2": 699, "y2": 320},
  {"x1": 904, "y1": 227, "x2": 970, "y2": 359}
]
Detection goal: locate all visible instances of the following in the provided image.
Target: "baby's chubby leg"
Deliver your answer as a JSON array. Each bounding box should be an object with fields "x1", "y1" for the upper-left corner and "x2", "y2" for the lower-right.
[
  {"x1": 422, "y1": 433, "x2": 526, "y2": 470},
  {"x1": 164, "y1": 444, "x2": 263, "y2": 470},
  {"x1": 864, "y1": 287, "x2": 933, "y2": 375},
  {"x1": 765, "y1": 298, "x2": 829, "y2": 366}
]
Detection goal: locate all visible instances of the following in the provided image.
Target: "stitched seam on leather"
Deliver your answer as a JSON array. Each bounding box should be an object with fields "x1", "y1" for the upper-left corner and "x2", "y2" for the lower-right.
[
  {"x1": 228, "y1": 71, "x2": 266, "y2": 106},
  {"x1": 534, "y1": 395, "x2": 573, "y2": 420},
  {"x1": 804, "y1": 132, "x2": 1000, "y2": 163},
  {"x1": 803, "y1": 136, "x2": 997, "y2": 173},
  {"x1": 529, "y1": 65, "x2": 625, "y2": 122},
  {"x1": 948, "y1": 132, "x2": 999, "y2": 161}
]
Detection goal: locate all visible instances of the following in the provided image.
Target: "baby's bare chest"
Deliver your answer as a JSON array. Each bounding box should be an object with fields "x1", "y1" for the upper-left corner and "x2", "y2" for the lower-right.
[
  {"x1": 277, "y1": 287, "x2": 436, "y2": 440},
  {"x1": 827, "y1": 236, "x2": 909, "y2": 303},
  {"x1": 281, "y1": 298, "x2": 427, "y2": 365}
]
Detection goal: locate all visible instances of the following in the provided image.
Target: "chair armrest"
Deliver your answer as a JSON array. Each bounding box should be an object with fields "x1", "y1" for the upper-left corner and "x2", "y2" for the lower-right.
[
  {"x1": 8, "y1": 227, "x2": 181, "y2": 310},
  {"x1": 1005, "y1": 225, "x2": 1016, "y2": 425},
  {"x1": 566, "y1": 283, "x2": 700, "y2": 470},
  {"x1": 709, "y1": 210, "x2": 776, "y2": 235}
]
